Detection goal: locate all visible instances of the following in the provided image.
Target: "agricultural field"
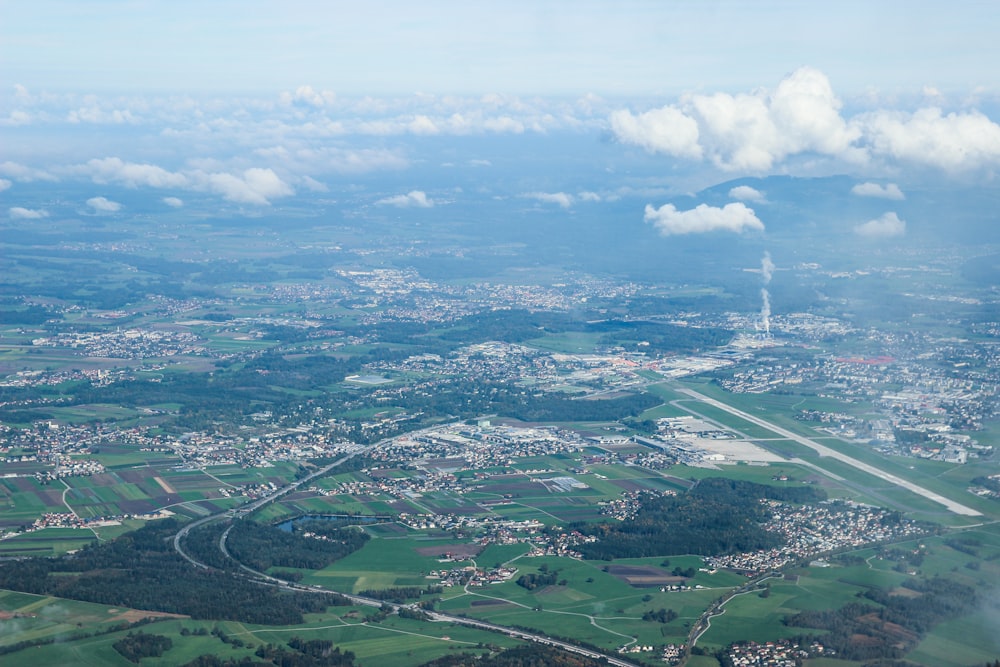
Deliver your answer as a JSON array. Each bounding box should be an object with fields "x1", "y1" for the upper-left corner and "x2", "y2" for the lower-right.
[{"x1": 0, "y1": 592, "x2": 523, "y2": 667}]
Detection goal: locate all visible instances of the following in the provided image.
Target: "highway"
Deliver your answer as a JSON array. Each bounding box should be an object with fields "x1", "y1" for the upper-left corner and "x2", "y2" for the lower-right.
[
  {"x1": 172, "y1": 434, "x2": 644, "y2": 667},
  {"x1": 173, "y1": 444, "x2": 373, "y2": 569}
]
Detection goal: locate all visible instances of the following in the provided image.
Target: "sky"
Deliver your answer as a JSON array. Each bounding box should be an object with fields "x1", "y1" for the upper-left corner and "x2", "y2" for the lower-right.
[
  {"x1": 2, "y1": 1, "x2": 1000, "y2": 224},
  {"x1": 2, "y1": 1, "x2": 998, "y2": 96}
]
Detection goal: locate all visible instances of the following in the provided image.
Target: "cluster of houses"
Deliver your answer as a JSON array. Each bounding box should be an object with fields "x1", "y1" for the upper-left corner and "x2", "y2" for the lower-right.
[
  {"x1": 707, "y1": 500, "x2": 924, "y2": 575},
  {"x1": 35, "y1": 457, "x2": 105, "y2": 482},
  {"x1": 725, "y1": 639, "x2": 832, "y2": 666},
  {"x1": 31, "y1": 328, "x2": 204, "y2": 359}
]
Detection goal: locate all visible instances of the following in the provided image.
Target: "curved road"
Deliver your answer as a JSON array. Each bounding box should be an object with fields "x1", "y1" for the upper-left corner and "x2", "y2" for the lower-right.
[{"x1": 172, "y1": 436, "x2": 644, "y2": 667}]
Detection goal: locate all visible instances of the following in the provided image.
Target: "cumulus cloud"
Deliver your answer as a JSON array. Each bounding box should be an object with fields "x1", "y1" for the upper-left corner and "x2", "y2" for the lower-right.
[
  {"x1": 855, "y1": 107, "x2": 1000, "y2": 171},
  {"x1": 612, "y1": 67, "x2": 860, "y2": 171},
  {"x1": 851, "y1": 182, "x2": 904, "y2": 200},
  {"x1": 729, "y1": 185, "x2": 766, "y2": 202},
  {"x1": 577, "y1": 191, "x2": 602, "y2": 202},
  {"x1": 86, "y1": 196, "x2": 121, "y2": 212},
  {"x1": 609, "y1": 106, "x2": 702, "y2": 158},
  {"x1": 68, "y1": 159, "x2": 293, "y2": 205},
  {"x1": 855, "y1": 211, "x2": 906, "y2": 238},
  {"x1": 197, "y1": 168, "x2": 294, "y2": 205},
  {"x1": 0, "y1": 179, "x2": 10, "y2": 192},
  {"x1": 525, "y1": 192, "x2": 574, "y2": 208},
  {"x1": 612, "y1": 68, "x2": 1000, "y2": 174},
  {"x1": 643, "y1": 202, "x2": 764, "y2": 235},
  {"x1": 9, "y1": 207, "x2": 48, "y2": 219},
  {"x1": 279, "y1": 85, "x2": 336, "y2": 107},
  {"x1": 162, "y1": 196, "x2": 184, "y2": 207},
  {"x1": 482, "y1": 116, "x2": 525, "y2": 133},
  {"x1": 0, "y1": 161, "x2": 56, "y2": 182},
  {"x1": 408, "y1": 115, "x2": 440, "y2": 135},
  {"x1": 376, "y1": 190, "x2": 434, "y2": 208},
  {"x1": 67, "y1": 106, "x2": 136, "y2": 124},
  {"x1": 77, "y1": 157, "x2": 188, "y2": 188}
]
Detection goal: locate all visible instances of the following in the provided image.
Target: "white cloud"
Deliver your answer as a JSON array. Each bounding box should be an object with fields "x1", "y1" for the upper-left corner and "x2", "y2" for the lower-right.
[
  {"x1": 851, "y1": 182, "x2": 904, "y2": 200},
  {"x1": 525, "y1": 192, "x2": 574, "y2": 208},
  {"x1": 0, "y1": 161, "x2": 56, "y2": 182},
  {"x1": 67, "y1": 106, "x2": 136, "y2": 124},
  {"x1": 408, "y1": 115, "x2": 440, "y2": 135},
  {"x1": 86, "y1": 196, "x2": 122, "y2": 212},
  {"x1": 577, "y1": 191, "x2": 602, "y2": 202},
  {"x1": 1, "y1": 110, "x2": 32, "y2": 126},
  {"x1": 197, "y1": 168, "x2": 294, "y2": 205},
  {"x1": 483, "y1": 116, "x2": 524, "y2": 133},
  {"x1": 376, "y1": 190, "x2": 434, "y2": 208},
  {"x1": 68, "y1": 158, "x2": 292, "y2": 205},
  {"x1": 691, "y1": 66, "x2": 859, "y2": 170},
  {"x1": 0, "y1": 179, "x2": 10, "y2": 192},
  {"x1": 729, "y1": 185, "x2": 766, "y2": 202},
  {"x1": 279, "y1": 85, "x2": 336, "y2": 107},
  {"x1": 643, "y1": 202, "x2": 764, "y2": 235},
  {"x1": 76, "y1": 157, "x2": 188, "y2": 188},
  {"x1": 609, "y1": 106, "x2": 702, "y2": 159},
  {"x1": 612, "y1": 67, "x2": 860, "y2": 171},
  {"x1": 855, "y1": 211, "x2": 906, "y2": 238},
  {"x1": 162, "y1": 196, "x2": 184, "y2": 207},
  {"x1": 856, "y1": 107, "x2": 1000, "y2": 171},
  {"x1": 468, "y1": 159, "x2": 492, "y2": 167},
  {"x1": 299, "y1": 175, "x2": 328, "y2": 192},
  {"x1": 9, "y1": 207, "x2": 49, "y2": 219}
]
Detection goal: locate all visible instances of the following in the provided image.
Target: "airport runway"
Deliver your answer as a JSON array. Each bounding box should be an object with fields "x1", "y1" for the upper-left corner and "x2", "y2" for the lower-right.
[{"x1": 674, "y1": 386, "x2": 982, "y2": 517}]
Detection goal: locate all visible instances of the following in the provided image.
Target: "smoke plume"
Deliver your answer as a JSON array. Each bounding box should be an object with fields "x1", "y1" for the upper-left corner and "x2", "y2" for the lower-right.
[
  {"x1": 761, "y1": 251, "x2": 775, "y2": 284},
  {"x1": 760, "y1": 288, "x2": 771, "y2": 335},
  {"x1": 760, "y1": 252, "x2": 774, "y2": 335}
]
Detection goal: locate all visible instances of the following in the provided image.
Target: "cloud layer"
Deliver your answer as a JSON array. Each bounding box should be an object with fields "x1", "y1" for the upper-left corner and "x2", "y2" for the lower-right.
[{"x1": 2, "y1": 71, "x2": 999, "y2": 214}]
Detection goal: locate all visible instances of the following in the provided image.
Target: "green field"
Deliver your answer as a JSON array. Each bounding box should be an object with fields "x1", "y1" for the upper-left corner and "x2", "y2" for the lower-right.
[{"x1": 0, "y1": 594, "x2": 526, "y2": 667}]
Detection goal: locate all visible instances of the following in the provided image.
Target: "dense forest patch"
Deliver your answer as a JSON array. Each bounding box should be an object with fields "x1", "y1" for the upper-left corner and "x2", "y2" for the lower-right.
[
  {"x1": 0, "y1": 519, "x2": 347, "y2": 624},
  {"x1": 576, "y1": 477, "x2": 825, "y2": 560}
]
